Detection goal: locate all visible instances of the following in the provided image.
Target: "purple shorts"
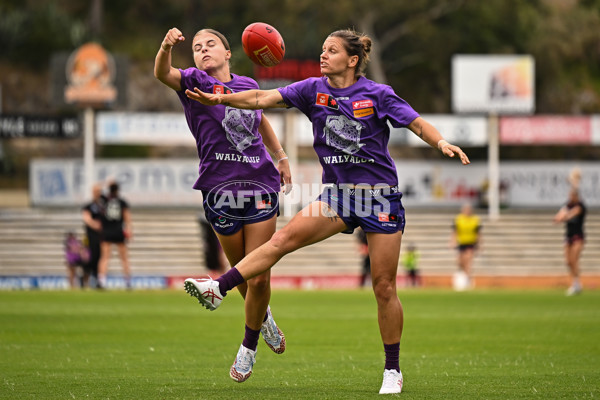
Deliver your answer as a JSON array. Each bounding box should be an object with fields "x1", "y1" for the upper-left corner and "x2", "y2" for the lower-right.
[
  {"x1": 65, "y1": 253, "x2": 83, "y2": 266},
  {"x1": 202, "y1": 190, "x2": 279, "y2": 236},
  {"x1": 317, "y1": 186, "x2": 406, "y2": 234}
]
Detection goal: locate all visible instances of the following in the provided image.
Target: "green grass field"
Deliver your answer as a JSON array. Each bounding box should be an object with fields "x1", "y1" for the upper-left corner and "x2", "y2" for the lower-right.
[{"x1": 1, "y1": 289, "x2": 599, "y2": 399}]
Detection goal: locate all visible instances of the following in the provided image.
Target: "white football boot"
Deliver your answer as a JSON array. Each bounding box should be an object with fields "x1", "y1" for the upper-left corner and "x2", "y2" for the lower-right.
[
  {"x1": 184, "y1": 278, "x2": 223, "y2": 311},
  {"x1": 261, "y1": 306, "x2": 286, "y2": 354},
  {"x1": 230, "y1": 344, "x2": 256, "y2": 383},
  {"x1": 379, "y1": 369, "x2": 403, "y2": 394}
]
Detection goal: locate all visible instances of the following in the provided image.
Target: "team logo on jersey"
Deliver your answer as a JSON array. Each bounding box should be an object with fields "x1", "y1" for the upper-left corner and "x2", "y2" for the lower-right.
[
  {"x1": 352, "y1": 99, "x2": 374, "y2": 118},
  {"x1": 378, "y1": 213, "x2": 398, "y2": 222},
  {"x1": 213, "y1": 85, "x2": 233, "y2": 95},
  {"x1": 222, "y1": 107, "x2": 258, "y2": 152},
  {"x1": 315, "y1": 93, "x2": 339, "y2": 110},
  {"x1": 323, "y1": 114, "x2": 365, "y2": 154}
]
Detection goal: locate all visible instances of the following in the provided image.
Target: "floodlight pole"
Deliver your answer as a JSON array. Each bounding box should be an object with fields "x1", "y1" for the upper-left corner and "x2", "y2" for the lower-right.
[
  {"x1": 83, "y1": 107, "x2": 95, "y2": 201},
  {"x1": 487, "y1": 113, "x2": 500, "y2": 221}
]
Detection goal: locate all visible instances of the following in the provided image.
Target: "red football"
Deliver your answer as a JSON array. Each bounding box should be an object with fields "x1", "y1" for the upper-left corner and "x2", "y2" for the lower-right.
[{"x1": 242, "y1": 22, "x2": 285, "y2": 67}]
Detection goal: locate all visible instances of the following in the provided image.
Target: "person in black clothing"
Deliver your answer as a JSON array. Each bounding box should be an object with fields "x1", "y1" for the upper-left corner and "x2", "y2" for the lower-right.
[
  {"x1": 356, "y1": 228, "x2": 371, "y2": 288},
  {"x1": 554, "y1": 188, "x2": 586, "y2": 296},
  {"x1": 81, "y1": 183, "x2": 104, "y2": 288},
  {"x1": 197, "y1": 211, "x2": 227, "y2": 277},
  {"x1": 97, "y1": 182, "x2": 132, "y2": 288}
]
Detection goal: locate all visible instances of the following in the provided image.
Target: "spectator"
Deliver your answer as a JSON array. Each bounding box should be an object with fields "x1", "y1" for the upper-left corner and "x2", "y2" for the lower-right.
[
  {"x1": 402, "y1": 244, "x2": 420, "y2": 287},
  {"x1": 81, "y1": 183, "x2": 104, "y2": 288},
  {"x1": 197, "y1": 210, "x2": 228, "y2": 277},
  {"x1": 554, "y1": 187, "x2": 586, "y2": 296},
  {"x1": 64, "y1": 231, "x2": 89, "y2": 288},
  {"x1": 356, "y1": 228, "x2": 371, "y2": 288},
  {"x1": 97, "y1": 182, "x2": 132, "y2": 289}
]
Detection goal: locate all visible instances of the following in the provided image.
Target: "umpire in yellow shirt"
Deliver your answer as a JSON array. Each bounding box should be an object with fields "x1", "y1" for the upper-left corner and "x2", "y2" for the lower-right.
[{"x1": 451, "y1": 203, "x2": 482, "y2": 290}]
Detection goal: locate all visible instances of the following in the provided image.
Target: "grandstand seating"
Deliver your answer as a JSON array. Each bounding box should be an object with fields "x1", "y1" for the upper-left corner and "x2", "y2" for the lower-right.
[{"x1": 0, "y1": 208, "x2": 597, "y2": 281}]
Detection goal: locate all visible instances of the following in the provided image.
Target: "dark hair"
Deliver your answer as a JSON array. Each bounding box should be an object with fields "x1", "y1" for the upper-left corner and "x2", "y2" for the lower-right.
[
  {"x1": 109, "y1": 182, "x2": 119, "y2": 195},
  {"x1": 328, "y1": 29, "x2": 372, "y2": 77},
  {"x1": 194, "y1": 28, "x2": 231, "y2": 51}
]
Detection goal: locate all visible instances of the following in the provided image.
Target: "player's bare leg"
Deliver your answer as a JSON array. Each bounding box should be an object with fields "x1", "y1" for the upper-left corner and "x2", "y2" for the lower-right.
[
  {"x1": 209, "y1": 214, "x2": 284, "y2": 381},
  {"x1": 241, "y1": 217, "x2": 277, "y2": 331},
  {"x1": 565, "y1": 240, "x2": 583, "y2": 295},
  {"x1": 217, "y1": 230, "x2": 249, "y2": 298},
  {"x1": 97, "y1": 242, "x2": 112, "y2": 288},
  {"x1": 367, "y1": 231, "x2": 404, "y2": 394},
  {"x1": 235, "y1": 201, "x2": 348, "y2": 280},
  {"x1": 367, "y1": 231, "x2": 404, "y2": 345},
  {"x1": 116, "y1": 243, "x2": 131, "y2": 287}
]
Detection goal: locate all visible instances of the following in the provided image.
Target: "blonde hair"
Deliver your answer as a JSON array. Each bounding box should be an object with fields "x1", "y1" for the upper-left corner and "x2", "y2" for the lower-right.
[{"x1": 328, "y1": 29, "x2": 372, "y2": 77}]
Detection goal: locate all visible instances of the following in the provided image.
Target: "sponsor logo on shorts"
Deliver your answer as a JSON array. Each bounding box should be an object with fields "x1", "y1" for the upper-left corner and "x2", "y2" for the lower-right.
[
  {"x1": 256, "y1": 199, "x2": 272, "y2": 209},
  {"x1": 378, "y1": 213, "x2": 398, "y2": 222},
  {"x1": 214, "y1": 216, "x2": 233, "y2": 228}
]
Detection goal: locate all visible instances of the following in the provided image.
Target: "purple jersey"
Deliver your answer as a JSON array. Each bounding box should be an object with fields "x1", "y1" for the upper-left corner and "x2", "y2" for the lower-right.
[
  {"x1": 278, "y1": 76, "x2": 419, "y2": 186},
  {"x1": 177, "y1": 68, "x2": 280, "y2": 195}
]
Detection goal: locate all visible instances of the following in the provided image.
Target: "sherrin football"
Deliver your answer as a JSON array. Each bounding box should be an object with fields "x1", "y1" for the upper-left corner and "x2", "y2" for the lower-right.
[{"x1": 242, "y1": 22, "x2": 285, "y2": 67}]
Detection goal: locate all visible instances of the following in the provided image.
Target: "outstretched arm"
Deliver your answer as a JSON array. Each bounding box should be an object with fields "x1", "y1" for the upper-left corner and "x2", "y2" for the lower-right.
[
  {"x1": 407, "y1": 117, "x2": 470, "y2": 165},
  {"x1": 186, "y1": 87, "x2": 288, "y2": 110},
  {"x1": 154, "y1": 27, "x2": 185, "y2": 91}
]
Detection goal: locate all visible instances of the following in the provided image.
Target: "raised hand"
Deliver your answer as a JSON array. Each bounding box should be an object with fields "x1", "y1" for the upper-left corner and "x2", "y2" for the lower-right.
[
  {"x1": 185, "y1": 87, "x2": 223, "y2": 106},
  {"x1": 440, "y1": 143, "x2": 471, "y2": 165},
  {"x1": 162, "y1": 27, "x2": 185, "y2": 51}
]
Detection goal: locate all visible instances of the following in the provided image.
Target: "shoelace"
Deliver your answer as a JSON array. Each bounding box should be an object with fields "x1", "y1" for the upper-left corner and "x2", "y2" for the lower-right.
[
  {"x1": 382, "y1": 370, "x2": 401, "y2": 387},
  {"x1": 261, "y1": 318, "x2": 280, "y2": 344},
  {"x1": 236, "y1": 349, "x2": 255, "y2": 372}
]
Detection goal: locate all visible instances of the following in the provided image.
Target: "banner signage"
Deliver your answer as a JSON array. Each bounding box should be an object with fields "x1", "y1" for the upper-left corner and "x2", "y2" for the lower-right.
[
  {"x1": 255, "y1": 59, "x2": 321, "y2": 89},
  {"x1": 96, "y1": 112, "x2": 191, "y2": 145},
  {"x1": 390, "y1": 115, "x2": 488, "y2": 146},
  {"x1": 0, "y1": 115, "x2": 80, "y2": 138},
  {"x1": 95, "y1": 111, "x2": 285, "y2": 145},
  {"x1": 30, "y1": 159, "x2": 599, "y2": 208},
  {"x1": 91, "y1": 111, "x2": 600, "y2": 147},
  {"x1": 50, "y1": 44, "x2": 127, "y2": 108},
  {"x1": 64, "y1": 42, "x2": 117, "y2": 106},
  {"x1": 452, "y1": 55, "x2": 535, "y2": 114},
  {"x1": 500, "y1": 116, "x2": 591, "y2": 145},
  {"x1": 30, "y1": 159, "x2": 203, "y2": 206}
]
